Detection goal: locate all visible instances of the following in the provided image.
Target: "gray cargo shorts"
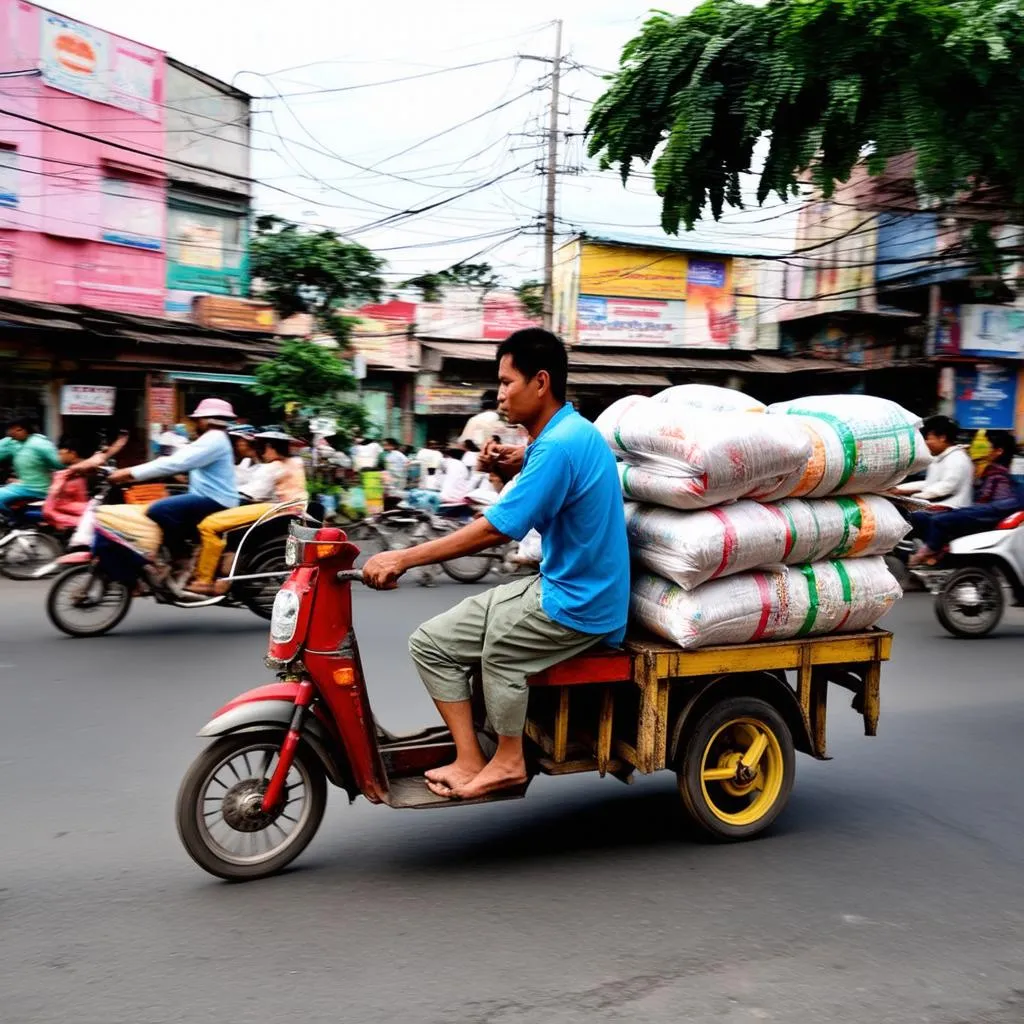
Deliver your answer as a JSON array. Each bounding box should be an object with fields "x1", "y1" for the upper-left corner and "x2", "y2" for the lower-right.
[{"x1": 408, "y1": 575, "x2": 601, "y2": 736}]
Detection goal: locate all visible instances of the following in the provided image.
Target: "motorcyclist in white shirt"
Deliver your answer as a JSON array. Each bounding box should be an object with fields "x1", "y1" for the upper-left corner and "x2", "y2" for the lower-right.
[{"x1": 892, "y1": 415, "x2": 974, "y2": 508}]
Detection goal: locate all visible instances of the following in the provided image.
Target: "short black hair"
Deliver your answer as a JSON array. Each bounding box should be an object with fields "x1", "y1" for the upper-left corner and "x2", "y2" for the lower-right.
[
  {"x1": 385, "y1": 437, "x2": 400, "y2": 446},
  {"x1": 987, "y1": 430, "x2": 1017, "y2": 466},
  {"x1": 6, "y1": 416, "x2": 36, "y2": 432},
  {"x1": 57, "y1": 435, "x2": 86, "y2": 456},
  {"x1": 496, "y1": 328, "x2": 568, "y2": 403},
  {"x1": 922, "y1": 415, "x2": 959, "y2": 444},
  {"x1": 463, "y1": 438, "x2": 479, "y2": 452},
  {"x1": 480, "y1": 390, "x2": 498, "y2": 411}
]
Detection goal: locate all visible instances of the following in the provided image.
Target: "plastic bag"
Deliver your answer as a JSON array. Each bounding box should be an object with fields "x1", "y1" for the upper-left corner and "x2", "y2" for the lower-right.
[
  {"x1": 764, "y1": 394, "x2": 932, "y2": 498},
  {"x1": 625, "y1": 495, "x2": 910, "y2": 590},
  {"x1": 653, "y1": 383, "x2": 765, "y2": 414},
  {"x1": 631, "y1": 557, "x2": 901, "y2": 650},
  {"x1": 596, "y1": 395, "x2": 811, "y2": 510}
]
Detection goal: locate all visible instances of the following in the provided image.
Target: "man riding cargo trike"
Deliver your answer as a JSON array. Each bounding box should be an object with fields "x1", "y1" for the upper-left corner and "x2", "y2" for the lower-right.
[{"x1": 175, "y1": 331, "x2": 893, "y2": 881}]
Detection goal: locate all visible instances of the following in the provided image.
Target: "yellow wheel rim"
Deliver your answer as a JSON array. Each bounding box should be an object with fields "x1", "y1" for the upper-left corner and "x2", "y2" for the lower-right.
[{"x1": 699, "y1": 717, "x2": 785, "y2": 827}]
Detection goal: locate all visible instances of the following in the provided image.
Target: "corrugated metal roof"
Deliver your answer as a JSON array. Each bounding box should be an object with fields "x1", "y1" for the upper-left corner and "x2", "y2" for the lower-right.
[
  {"x1": 568, "y1": 371, "x2": 672, "y2": 388},
  {"x1": 419, "y1": 340, "x2": 852, "y2": 374}
]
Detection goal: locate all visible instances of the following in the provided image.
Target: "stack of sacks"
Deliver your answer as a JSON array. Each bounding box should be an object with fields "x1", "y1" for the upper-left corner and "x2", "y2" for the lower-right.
[
  {"x1": 756, "y1": 394, "x2": 932, "y2": 500},
  {"x1": 632, "y1": 558, "x2": 903, "y2": 650},
  {"x1": 599, "y1": 385, "x2": 918, "y2": 650},
  {"x1": 625, "y1": 494, "x2": 911, "y2": 590},
  {"x1": 595, "y1": 393, "x2": 813, "y2": 511}
]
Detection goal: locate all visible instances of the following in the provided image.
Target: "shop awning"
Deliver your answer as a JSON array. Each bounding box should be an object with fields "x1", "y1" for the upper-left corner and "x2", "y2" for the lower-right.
[
  {"x1": 419, "y1": 340, "x2": 853, "y2": 375},
  {"x1": 166, "y1": 371, "x2": 257, "y2": 385},
  {"x1": 568, "y1": 371, "x2": 672, "y2": 388}
]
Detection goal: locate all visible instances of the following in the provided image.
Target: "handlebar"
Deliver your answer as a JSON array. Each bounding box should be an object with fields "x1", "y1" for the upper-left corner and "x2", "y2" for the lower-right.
[{"x1": 337, "y1": 569, "x2": 365, "y2": 584}]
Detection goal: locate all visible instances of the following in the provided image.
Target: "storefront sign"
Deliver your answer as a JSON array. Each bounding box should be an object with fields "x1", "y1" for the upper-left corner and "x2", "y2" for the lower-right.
[
  {"x1": 687, "y1": 259, "x2": 727, "y2": 288},
  {"x1": 576, "y1": 295, "x2": 686, "y2": 346},
  {"x1": 149, "y1": 385, "x2": 176, "y2": 425},
  {"x1": 61, "y1": 385, "x2": 116, "y2": 416},
  {"x1": 191, "y1": 295, "x2": 277, "y2": 333},
  {"x1": 414, "y1": 374, "x2": 481, "y2": 415},
  {"x1": 959, "y1": 305, "x2": 1024, "y2": 358},
  {"x1": 0, "y1": 243, "x2": 11, "y2": 289},
  {"x1": 39, "y1": 13, "x2": 161, "y2": 121},
  {"x1": 954, "y1": 364, "x2": 1018, "y2": 428},
  {"x1": 40, "y1": 13, "x2": 109, "y2": 104}
]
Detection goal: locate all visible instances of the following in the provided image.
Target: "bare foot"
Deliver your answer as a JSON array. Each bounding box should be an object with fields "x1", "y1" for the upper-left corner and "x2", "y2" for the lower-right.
[
  {"x1": 425, "y1": 759, "x2": 486, "y2": 791},
  {"x1": 451, "y1": 757, "x2": 527, "y2": 800}
]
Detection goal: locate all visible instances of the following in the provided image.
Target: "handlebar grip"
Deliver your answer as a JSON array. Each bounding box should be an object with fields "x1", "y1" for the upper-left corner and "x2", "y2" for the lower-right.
[{"x1": 337, "y1": 569, "x2": 364, "y2": 584}]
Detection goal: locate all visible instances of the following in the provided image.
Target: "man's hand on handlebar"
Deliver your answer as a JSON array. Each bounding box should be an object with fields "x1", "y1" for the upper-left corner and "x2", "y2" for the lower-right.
[
  {"x1": 108, "y1": 468, "x2": 135, "y2": 485},
  {"x1": 362, "y1": 550, "x2": 407, "y2": 591}
]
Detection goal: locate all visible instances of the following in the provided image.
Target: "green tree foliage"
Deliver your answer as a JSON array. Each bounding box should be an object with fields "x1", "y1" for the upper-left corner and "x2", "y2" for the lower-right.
[
  {"x1": 403, "y1": 262, "x2": 502, "y2": 302},
  {"x1": 251, "y1": 215, "x2": 386, "y2": 345},
  {"x1": 587, "y1": 0, "x2": 1024, "y2": 233},
  {"x1": 250, "y1": 338, "x2": 356, "y2": 411},
  {"x1": 250, "y1": 338, "x2": 367, "y2": 443},
  {"x1": 515, "y1": 280, "x2": 544, "y2": 320}
]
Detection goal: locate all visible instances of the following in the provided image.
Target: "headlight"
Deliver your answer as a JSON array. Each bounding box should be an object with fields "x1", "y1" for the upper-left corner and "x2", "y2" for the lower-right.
[
  {"x1": 270, "y1": 588, "x2": 300, "y2": 644},
  {"x1": 284, "y1": 534, "x2": 302, "y2": 567}
]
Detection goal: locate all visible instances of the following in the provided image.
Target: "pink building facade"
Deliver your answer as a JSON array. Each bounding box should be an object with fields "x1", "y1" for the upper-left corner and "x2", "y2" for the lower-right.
[{"x1": 0, "y1": 0, "x2": 166, "y2": 316}]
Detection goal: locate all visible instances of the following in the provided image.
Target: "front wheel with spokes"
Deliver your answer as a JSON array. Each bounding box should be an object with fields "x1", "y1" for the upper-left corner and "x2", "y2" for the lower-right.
[
  {"x1": 46, "y1": 565, "x2": 132, "y2": 637},
  {"x1": 176, "y1": 731, "x2": 327, "y2": 881}
]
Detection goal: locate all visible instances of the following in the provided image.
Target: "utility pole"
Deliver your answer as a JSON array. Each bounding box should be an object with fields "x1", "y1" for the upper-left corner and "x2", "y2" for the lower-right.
[{"x1": 542, "y1": 19, "x2": 563, "y2": 331}]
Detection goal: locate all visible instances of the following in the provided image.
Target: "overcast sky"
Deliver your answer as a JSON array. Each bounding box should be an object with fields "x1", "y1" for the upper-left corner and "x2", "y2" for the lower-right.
[{"x1": 49, "y1": 0, "x2": 796, "y2": 292}]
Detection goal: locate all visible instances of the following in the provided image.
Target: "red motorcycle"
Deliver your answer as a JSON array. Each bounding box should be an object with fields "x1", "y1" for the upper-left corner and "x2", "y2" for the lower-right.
[{"x1": 176, "y1": 523, "x2": 893, "y2": 881}]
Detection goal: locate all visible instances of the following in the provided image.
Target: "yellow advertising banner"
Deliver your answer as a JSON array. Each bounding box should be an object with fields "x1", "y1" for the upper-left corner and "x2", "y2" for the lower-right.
[{"x1": 579, "y1": 243, "x2": 688, "y2": 301}]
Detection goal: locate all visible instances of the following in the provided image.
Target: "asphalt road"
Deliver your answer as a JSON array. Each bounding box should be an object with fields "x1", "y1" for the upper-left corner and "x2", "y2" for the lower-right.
[{"x1": 2, "y1": 576, "x2": 1024, "y2": 1024}]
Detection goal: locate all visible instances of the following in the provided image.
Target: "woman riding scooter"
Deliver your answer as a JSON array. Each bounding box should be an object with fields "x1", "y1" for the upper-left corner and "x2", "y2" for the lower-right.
[{"x1": 188, "y1": 431, "x2": 307, "y2": 596}]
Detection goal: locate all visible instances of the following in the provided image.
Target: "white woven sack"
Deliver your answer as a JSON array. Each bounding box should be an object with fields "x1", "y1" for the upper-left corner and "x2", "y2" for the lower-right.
[
  {"x1": 624, "y1": 495, "x2": 910, "y2": 590},
  {"x1": 653, "y1": 383, "x2": 766, "y2": 414},
  {"x1": 764, "y1": 394, "x2": 932, "y2": 498},
  {"x1": 631, "y1": 557, "x2": 901, "y2": 650},
  {"x1": 596, "y1": 395, "x2": 811, "y2": 510}
]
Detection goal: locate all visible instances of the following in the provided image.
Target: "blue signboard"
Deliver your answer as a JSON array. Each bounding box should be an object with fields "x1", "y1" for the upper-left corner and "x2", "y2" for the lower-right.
[
  {"x1": 954, "y1": 365, "x2": 1018, "y2": 428},
  {"x1": 687, "y1": 259, "x2": 727, "y2": 288}
]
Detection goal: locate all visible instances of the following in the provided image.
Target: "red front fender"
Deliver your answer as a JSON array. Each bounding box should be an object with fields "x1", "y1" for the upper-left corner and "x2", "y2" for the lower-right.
[{"x1": 211, "y1": 682, "x2": 303, "y2": 720}]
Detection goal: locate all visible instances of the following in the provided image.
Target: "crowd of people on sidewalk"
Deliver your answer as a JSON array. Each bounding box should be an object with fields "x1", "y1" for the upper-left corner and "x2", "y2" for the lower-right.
[{"x1": 6, "y1": 398, "x2": 1024, "y2": 581}]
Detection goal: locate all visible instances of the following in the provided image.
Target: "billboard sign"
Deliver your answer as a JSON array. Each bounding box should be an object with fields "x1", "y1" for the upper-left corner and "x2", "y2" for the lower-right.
[
  {"x1": 579, "y1": 243, "x2": 688, "y2": 301},
  {"x1": 959, "y1": 305, "x2": 1024, "y2": 359},
  {"x1": 954, "y1": 364, "x2": 1018, "y2": 428},
  {"x1": 39, "y1": 12, "x2": 161, "y2": 121},
  {"x1": 576, "y1": 295, "x2": 685, "y2": 346}
]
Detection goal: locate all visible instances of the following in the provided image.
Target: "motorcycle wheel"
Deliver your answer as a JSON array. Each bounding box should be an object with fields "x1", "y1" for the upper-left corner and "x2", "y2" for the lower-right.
[
  {"x1": 237, "y1": 544, "x2": 289, "y2": 621},
  {"x1": 935, "y1": 566, "x2": 1005, "y2": 638},
  {"x1": 0, "y1": 531, "x2": 63, "y2": 580},
  {"x1": 46, "y1": 565, "x2": 132, "y2": 638},
  {"x1": 176, "y1": 731, "x2": 327, "y2": 882}
]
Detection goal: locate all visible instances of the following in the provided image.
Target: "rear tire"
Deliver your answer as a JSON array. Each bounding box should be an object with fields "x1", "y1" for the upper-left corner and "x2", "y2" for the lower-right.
[
  {"x1": 441, "y1": 553, "x2": 493, "y2": 584},
  {"x1": 0, "y1": 531, "x2": 63, "y2": 580},
  {"x1": 176, "y1": 731, "x2": 327, "y2": 881},
  {"x1": 46, "y1": 565, "x2": 132, "y2": 637},
  {"x1": 676, "y1": 697, "x2": 795, "y2": 842},
  {"x1": 936, "y1": 566, "x2": 1005, "y2": 638}
]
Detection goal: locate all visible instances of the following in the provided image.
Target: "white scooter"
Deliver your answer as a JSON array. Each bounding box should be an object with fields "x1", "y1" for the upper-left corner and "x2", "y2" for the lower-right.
[{"x1": 931, "y1": 511, "x2": 1024, "y2": 637}]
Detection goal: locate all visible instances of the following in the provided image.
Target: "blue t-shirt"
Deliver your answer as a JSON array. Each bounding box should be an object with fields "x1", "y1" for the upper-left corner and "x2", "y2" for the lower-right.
[{"x1": 485, "y1": 403, "x2": 630, "y2": 644}]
